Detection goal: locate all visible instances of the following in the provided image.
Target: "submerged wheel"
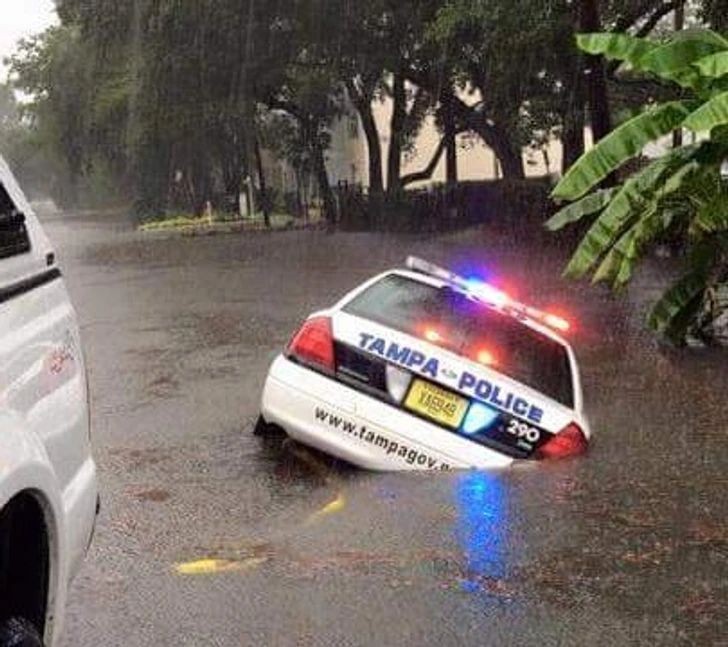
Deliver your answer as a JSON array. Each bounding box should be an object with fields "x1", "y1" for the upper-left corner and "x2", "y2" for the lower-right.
[
  {"x1": 0, "y1": 618, "x2": 43, "y2": 647},
  {"x1": 253, "y1": 415, "x2": 276, "y2": 437}
]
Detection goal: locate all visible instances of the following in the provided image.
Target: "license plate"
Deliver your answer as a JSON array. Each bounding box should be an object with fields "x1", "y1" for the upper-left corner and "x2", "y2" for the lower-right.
[{"x1": 405, "y1": 380, "x2": 469, "y2": 429}]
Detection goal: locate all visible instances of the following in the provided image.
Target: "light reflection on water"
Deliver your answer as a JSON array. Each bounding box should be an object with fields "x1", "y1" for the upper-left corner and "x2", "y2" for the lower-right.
[{"x1": 454, "y1": 471, "x2": 508, "y2": 590}]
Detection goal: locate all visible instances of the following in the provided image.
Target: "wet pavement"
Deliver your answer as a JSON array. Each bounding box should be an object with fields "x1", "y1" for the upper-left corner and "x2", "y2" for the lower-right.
[{"x1": 41, "y1": 209, "x2": 727, "y2": 646}]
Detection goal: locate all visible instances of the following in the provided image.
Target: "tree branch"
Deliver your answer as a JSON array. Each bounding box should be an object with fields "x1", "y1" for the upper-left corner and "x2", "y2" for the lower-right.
[
  {"x1": 401, "y1": 137, "x2": 446, "y2": 187},
  {"x1": 634, "y1": 1, "x2": 679, "y2": 38},
  {"x1": 612, "y1": 0, "x2": 662, "y2": 33},
  {"x1": 607, "y1": 1, "x2": 678, "y2": 77}
]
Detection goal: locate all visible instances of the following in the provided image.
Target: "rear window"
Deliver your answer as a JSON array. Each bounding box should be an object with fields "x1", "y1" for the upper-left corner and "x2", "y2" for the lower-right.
[
  {"x1": 0, "y1": 183, "x2": 30, "y2": 261},
  {"x1": 344, "y1": 274, "x2": 574, "y2": 407}
]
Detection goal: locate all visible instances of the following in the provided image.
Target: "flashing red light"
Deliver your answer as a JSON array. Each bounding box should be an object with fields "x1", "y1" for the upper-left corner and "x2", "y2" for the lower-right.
[
  {"x1": 476, "y1": 348, "x2": 496, "y2": 366},
  {"x1": 287, "y1": 316, "x2": 335, "y2": 373},
  {"x1": 536, "y1": 422, "x2": 588, "y2": 459},
  {"x1": 544, "y1": 313, "x2": 571, "y2": 332}
]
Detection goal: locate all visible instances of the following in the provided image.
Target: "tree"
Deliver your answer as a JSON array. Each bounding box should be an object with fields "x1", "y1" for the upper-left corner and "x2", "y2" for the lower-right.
[{"x1": 548, "y1": 29, "x2": 728, "y2": 343}]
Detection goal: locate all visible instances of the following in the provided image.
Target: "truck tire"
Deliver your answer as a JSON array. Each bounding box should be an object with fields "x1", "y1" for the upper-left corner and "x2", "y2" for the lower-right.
[{"x1": 0, "y1": 618, "x2": 43, "y2": 647}]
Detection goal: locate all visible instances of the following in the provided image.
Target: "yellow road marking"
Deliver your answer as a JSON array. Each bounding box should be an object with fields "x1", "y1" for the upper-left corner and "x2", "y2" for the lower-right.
[
  {"x1": 174, "y1": 557, "x2": 268, "y2": 576},
  {"x1": 306, "y1": 493, "x2": 346, "y2": 525},
  {"x1": 175, "y1": 493, "x2": 347, "y2": 576}
]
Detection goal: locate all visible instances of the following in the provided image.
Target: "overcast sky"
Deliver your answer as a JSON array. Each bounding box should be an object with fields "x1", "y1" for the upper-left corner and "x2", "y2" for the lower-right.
[{"x1": 0, "y1": 0, "x2": 58, "y2": 81}]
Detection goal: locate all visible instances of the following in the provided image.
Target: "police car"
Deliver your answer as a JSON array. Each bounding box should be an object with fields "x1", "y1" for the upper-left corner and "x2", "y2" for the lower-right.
[{"x1": 259, "y1": 257, "x2": 590, "y2": 470}]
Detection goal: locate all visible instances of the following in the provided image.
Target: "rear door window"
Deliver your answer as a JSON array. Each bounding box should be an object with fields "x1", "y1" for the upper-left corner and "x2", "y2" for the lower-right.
[
  {"x1": 0, "y1": 182, "x2": 31, "y2": 261},
  {"x1": 344, "y1": 274, "x2": 574, "y2": 407}
]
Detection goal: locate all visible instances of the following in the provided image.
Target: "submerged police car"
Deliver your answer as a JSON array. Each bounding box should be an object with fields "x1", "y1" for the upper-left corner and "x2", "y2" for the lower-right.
[{"x1": 259, "y1": 258, "x2": 590, "y2": 470}]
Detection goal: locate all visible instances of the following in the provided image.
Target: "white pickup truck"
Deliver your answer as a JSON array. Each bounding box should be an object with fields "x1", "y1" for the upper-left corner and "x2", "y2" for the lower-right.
[{"x1": 0, "y1": 157, "x2": 98, "y2": 646}]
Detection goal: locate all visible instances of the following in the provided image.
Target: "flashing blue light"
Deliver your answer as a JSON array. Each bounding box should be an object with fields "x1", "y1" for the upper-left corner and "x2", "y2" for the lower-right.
[
  {"x1": 464, "y1": 278, "x2": 510, "y2": 307},
  {"x1": 461, "y1": 402, "x2": 500, "y2": 435}
]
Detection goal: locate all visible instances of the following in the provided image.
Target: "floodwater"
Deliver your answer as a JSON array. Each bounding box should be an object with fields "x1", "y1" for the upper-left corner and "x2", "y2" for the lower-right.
[{"x1": 39, "y1": 208, "x2": 727, "y2": 646}]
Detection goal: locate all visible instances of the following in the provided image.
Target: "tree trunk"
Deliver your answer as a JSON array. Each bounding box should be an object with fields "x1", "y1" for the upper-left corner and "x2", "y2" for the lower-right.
[
  {"x1": 579, "y1": 0, "x2": 611, "y2": 142},
  {"x1": 441, "y1": 91, "x2": 525, "y2": 180},
  {"x1": 443, "y1": 95, "x2": 458, "y2": 187},
  {"x1": 562, "y1": 106, "x2": 585, "y2": 174},
  {"x1": 387, "y1": 71, "x2": 406, "y2": 195},
  {"x1": 311, "y1": 130, "x2": 336, "y2": 224},
  {"x1": 347, "y1": 80, "x2": 383, "y2": 197},
  {"x1": 481, "y1": 125, "x2": 524, "y2": 180},
  {"x1": 254, "y1": 135, "x2": 270, "y2": 228}
]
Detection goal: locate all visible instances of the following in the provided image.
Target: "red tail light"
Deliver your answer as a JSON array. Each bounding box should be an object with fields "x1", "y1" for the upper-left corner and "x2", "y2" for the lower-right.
[
  {"x1": 536, "y1": 422, "x2": 588, "y2": 459},
  {"x1": 287, "y1": 317, "x2": 335, "y2": 373}
]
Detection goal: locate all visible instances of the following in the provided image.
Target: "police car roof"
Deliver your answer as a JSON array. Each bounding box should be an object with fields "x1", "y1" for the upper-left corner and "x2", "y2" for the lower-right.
[{"x1": 387, "y1": 268, "x2": 571, "y2": 348}]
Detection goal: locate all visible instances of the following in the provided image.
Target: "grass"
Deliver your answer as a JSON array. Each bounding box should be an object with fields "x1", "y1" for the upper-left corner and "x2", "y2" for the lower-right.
[{"x1": 139, "y1": 211, "x2": 298, "y2": 232}]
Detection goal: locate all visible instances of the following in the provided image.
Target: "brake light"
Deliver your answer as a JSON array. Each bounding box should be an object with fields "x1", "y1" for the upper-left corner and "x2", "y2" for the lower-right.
[
  {"x1": 423, "y1": 327, "x2": 444, "y2": 344},
  {"x1": 536, "y1": 422, "x2": 588, "y2": 459},
  {"x1": 287, "y1": 317, "x2": 335, "y2": 373}
]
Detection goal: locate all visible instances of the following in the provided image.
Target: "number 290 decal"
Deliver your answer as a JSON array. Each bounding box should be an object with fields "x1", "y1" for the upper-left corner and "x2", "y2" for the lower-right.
[{"x1": 507, "y1": 419, "x2": 541, "y2": 445}]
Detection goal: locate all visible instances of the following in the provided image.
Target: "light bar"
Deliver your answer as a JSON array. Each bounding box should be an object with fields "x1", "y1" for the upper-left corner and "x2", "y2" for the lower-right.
[{"x1": 405, "y1": 256, "x2": 572, "y2": 334}]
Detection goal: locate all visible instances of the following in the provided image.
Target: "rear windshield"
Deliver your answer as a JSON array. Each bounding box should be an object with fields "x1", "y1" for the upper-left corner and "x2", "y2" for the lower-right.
[{"x1": 344, "y1": 274, "x2": 574, "y2": 407}]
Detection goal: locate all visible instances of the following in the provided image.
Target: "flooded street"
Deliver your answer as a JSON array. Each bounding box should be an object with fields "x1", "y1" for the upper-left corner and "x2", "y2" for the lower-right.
[{"x1": 43, "y1": 209, "x2": 727, "y2": 646}]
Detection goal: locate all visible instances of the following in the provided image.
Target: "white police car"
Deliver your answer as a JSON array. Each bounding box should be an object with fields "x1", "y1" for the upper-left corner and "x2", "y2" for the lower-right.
[
  {"x1": 0, "y1": 156, "x2": 98, "y2": 646},
  {"x1": 259, "y1": 257, "x2": 590, "y2": 470}
]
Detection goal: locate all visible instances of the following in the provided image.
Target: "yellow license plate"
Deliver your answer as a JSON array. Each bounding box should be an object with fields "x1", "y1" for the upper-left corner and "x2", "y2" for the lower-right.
[{"x1": 405, "y1": 380, "x2": 469, "y2": 429}]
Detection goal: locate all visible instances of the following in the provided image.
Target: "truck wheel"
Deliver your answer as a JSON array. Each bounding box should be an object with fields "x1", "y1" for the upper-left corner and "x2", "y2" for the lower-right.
[{"x1": 0, "y1": 617, "x2": 43, "y2": 647}]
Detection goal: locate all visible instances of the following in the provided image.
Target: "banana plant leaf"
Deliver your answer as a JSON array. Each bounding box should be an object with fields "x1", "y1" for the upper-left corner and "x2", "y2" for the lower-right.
[
  {"x1": 552, "y1": 101, "x2": 693, "y2": 201},
  {"x1": 683, "y1": 91, "x2": 728, "y2": 132},
  {"x1": 590, "y1": 160, "x2": 699, "y2": 286},
  {"x1": 648, "y1": 235, "x2": 724, "y2": 334},
  {"x1": 576, "y1": 32, "x2": 656, "y2": 65},
  {"x1": 693, "y1": 51, "x2": 728, "y2": 79},
  {"x1": 690, "y1": 191, "x2": 728, "y2": 235},
  {"x1": 591, "y1": 208, "x2": 658, "y2": 287},
  {"x1": 545, "y1": 188, "x2": 617, "y2": 231},
  {"x1": 562, "y1": 148, "x2": 700, "y2": 278},
  {"x1": 648, "y1": 272, "x2": 709, "y2": 334},
  {"x1": 636, "y1": 30, "x2": 728, "y2": 90}
]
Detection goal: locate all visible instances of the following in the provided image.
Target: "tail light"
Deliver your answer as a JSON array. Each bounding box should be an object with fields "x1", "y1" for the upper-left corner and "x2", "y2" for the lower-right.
[
  {"x1": 536, "y1": 422, "x2": 588, "y2": 459},
  {"x1": 286, "y1": 317, "x2": 335, "y2": 374}
]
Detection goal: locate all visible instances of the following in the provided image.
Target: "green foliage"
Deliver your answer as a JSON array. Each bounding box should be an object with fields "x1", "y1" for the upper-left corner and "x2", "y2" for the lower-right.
[
  {"x1": 694, "y1": 51, "x2": 728, "y2": 78},
  {"x1": 551, "y1": 28, "x2": 728, "y2": 344},
  {"x1": 545, "y1": 188, "x2": 618, "y2": 231},
  {"x1": 576, "y1": 32, "x2": 657, "y2": 65},
  {"x1": 553, "y1": 101, "x2": 694, "y2": 201},
  {"x1": 683, "y1": 91, "x2": 728, "y2": 131}
]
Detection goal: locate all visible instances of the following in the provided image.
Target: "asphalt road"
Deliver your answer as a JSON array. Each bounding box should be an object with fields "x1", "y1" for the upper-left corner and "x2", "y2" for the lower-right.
[{"x1": 40, "y1": 208, "x2": 727, "y2": 646}]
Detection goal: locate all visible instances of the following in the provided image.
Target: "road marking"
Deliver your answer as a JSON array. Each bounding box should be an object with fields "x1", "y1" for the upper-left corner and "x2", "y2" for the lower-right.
[
  {"x1": 174, "y1": 557, "x2": 268, "y2": 576},
  {"x1": 174, "y1": 494, "x2": 347, "y2": 576},
  {"x1": 306, "y1": 493, "x2": 346, "y2": 525}
]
